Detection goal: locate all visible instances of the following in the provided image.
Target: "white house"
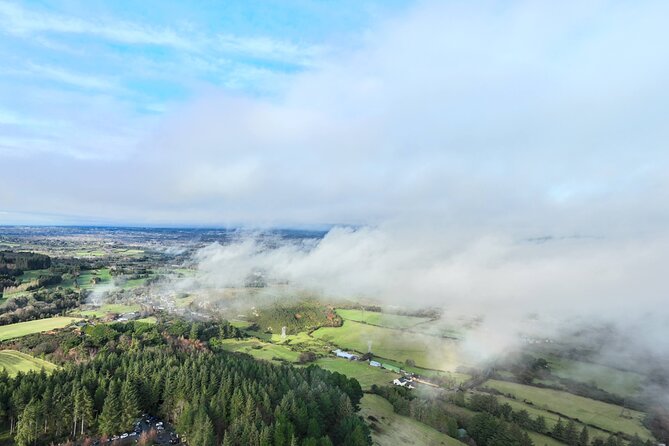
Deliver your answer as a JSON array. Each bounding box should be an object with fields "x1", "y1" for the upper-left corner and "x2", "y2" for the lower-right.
[{"x1": 392, "y1": 377, "x2": 415, "y2": 389}]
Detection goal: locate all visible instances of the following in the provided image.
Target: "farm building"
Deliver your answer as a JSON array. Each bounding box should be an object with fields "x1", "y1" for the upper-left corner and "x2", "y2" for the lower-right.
[
  {"x1": 333, "y1": 349, "x2": 359, "y2": 360},
  {"x1": 369, "y1": 360, "x2": 381, "y2": 367},
  {"x1": 381, "y1": 363, "x2": 401, "y2": 373},
  {"x1": 393, "y1": 377, "x2": 415, "y2": 389}
]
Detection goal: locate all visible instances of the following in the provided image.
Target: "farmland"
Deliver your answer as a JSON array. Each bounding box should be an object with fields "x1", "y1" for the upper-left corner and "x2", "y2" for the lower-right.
[
  {"x1": 484, "y1": 392, "x2": 611, "y2": 441},
  {"x1": 311, "y1": 357, "x2": 399, "y2": 389},
  {"x1": 0, "y1": 316, "x2": 81, "y2": 341},
  {"x1": 337, "y1": 309, "x2": 432, "y2": 329},
  {"x1": 546, "y1": 357, "x2": 644, "y2": 398},
  {"x1": 0, "y1": 349, "x2": 58, "y2": 376},
  {"x1": 484, "y1": 379, "x2": 653, "y2": 439},
  {"x1": 529, "y1": 432, "x2": 567, "y2": 446},
  {"x1": 73, "y1": 303, "x2": 142, "y2": 318},
  {"x1": 360, "y1": 394, "x2": 467, "y2": 446},
  {"x1": 216, "y1": 338, "x2": 301, "y2": 363},
  {"x1": 312, "y1": 319, "x2": 464, "y2": 371}
]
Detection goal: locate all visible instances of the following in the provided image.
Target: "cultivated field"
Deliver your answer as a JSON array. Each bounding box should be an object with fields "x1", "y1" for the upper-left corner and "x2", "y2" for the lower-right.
[
  {"x1": 360, "y1": 394, "x2": 467, "y2": 446},
  {"x1": 312, "y1": 320, "x2": 464, "y2": 371},
  {"x1": 484, "y1": 380, "x2": 653, "y2": 439},
  {"x1": 337, "y1": 309, "x2": 432, "y2": 329},
  {"x1": 0, "y1": 350, "x2": 57, "y2": 376},
  {"x1": 0, "y1": 317, "x2": 81, "y2": 341}
]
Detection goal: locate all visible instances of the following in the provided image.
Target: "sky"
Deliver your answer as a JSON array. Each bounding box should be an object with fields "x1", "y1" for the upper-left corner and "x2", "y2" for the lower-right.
[
  {"x1": 0, "y1": 0, "x2": 668, "y2": 235},
  {"x1": 2, "y1": 0, "x2": 668, "y2": 366}
]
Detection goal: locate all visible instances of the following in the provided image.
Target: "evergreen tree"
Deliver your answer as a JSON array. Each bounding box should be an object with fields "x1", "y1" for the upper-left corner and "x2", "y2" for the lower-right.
[
  {"x1": 534, "y1": 416, "x2": 547, "y2": 433},
  {"x1": 15, "y1": 399, "x2": 39, "y2": 446},
  {"x1": 98, "y1": 381, "x2": 122, "y2": 436},
  {"x1": 578, "y1": 426, "x2": 590, "y2": 446},
  {"x1": 120, "y1": 378, "x2": 141, "y2": 430},
  {"x1": 79, "y1": 388, "x2": 94, "y2": 436},
  {"x1": 564, "y1": 420, "x2": 579, "y2": 446},
  {"x1": 553, "y1": 418, "x2": 566, "y2": 440}
]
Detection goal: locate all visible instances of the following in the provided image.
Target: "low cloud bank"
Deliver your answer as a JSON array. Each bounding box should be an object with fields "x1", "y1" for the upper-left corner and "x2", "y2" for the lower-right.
[{"x1": 190, "y1": 223, "x2": 669, "y2": 366}]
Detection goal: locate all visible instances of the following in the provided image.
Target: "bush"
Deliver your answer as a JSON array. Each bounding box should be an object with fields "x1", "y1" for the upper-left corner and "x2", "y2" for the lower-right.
[{"x1": 299, "y1": 351, "x2": 317, "y2": 363}]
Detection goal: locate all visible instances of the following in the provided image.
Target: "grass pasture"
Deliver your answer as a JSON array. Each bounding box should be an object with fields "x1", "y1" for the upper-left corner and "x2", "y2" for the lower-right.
[
  {"x1": 529, "y1": 432, "x2": 567, "y2": 446},
  {"x1": 484, "y1": 380, "x2": 653, "y2": 440},
  {"x1": 17, "y1": 269, "x2": 51, "y2": 283},
  {"x1": 484, "y1": 393, "x2": 610, "y2": 441},
  {"x1": 547, "y1": 357, "x2": 643, "y2": 398},
  {"x1": 0, "y1": 350, "x2": 57, "y2": 376},
  {"x1": 337, "y1": 309, "x2": 432, "y2": 329},
  {"x1": 217, "y1": 338, "x2": 300, "y2": 363},
  {"x1": 312, "y1": 320, "x2": 464, "y2": 371},
  {"x1": 73, "y1": 303, "x2": 141, "y2": 318},
  {"x1": 360, "y1": 394, "x2": 466, "y2": 446},
  {"x1": 0, "y1": 316, "x2": 81, "y2": 341},
  {"x1": 311, "y1": 358, "x2": 399, "y2": 389}
]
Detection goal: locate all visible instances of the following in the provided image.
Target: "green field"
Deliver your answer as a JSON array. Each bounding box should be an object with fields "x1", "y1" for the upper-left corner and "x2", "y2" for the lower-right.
[
  {"x1": 483, "y1": 393, "x2": 610, "y2": 441},
  {"x1": 546, "y1": 357, "x2": 643, "y2": 398},
  {"x1": 0, "y1": 350, "x2": 58, "y2": 376},
  {"x1": 17, "y1": 269, "x2": 51, "y2": 283},
  {"x1": 360, "y1": 394, "x2": 466, "y2": 446},
  {"x1": 337, "y1": 309, "x2": 432, "y2": 329},
  {"x1": 0, "y1": 317, "x2": 81, "y2": 341},
  {"x1": 484, "y1": 380, "x2": 653, "y2": 439},
  {"x1": 312, "y1": 320, "x2": 464, "y2": 371},
  {"x1": 135, "y1": 316, "x2": 157, "y2": 324},
  {"x1": 311, "y1": 358, "x2": 399, "y2": 389},
  {"x1": 528, "y1": 432, "x2": 567, "y2": 446},
  {"x1": 217, "y1": 338, "x2": 301, "y2": 363},
  {"x1": 73, "y1": 303, "x2": 141, "y2": 318}
]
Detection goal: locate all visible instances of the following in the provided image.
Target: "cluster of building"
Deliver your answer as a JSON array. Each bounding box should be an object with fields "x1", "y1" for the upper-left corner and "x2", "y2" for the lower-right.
[{"x1": 331, "y1": 349, "x2": 418, "y2": 390}]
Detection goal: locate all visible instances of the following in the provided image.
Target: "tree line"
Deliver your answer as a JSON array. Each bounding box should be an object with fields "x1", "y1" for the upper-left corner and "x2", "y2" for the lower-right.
[{"x1": 1, "y1": 347, "x2": 371, "y2": 445}]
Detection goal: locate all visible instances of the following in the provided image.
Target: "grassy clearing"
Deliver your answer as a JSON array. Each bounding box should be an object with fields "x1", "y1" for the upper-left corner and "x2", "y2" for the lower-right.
[
  {"x1": 546, "y1": 357, "x2": 643, "y2": 398},
  {"x1": 74, "y1": 250, "x2": 106, "y2": 258},
  {"x1": 0, "y1": 316, "x2": 81, "y2": 341},
  {"x1": 17, "y1": 269, "x2": 51, "y2": 283},
  {"x1": 0, "y1": 350, "x2": 57, "y2": 376},
  {"x1": 360, "y1": 394, "x2": 466, "y2": 446},
  {"x1": 528, "y1": 432, "x2": 567, "y2": 446},
  {"x1": 135, "y1": 317, "x2": 157, "y2": 324},
  {"x1": 337, "y1": 309, "x2": 431, "y2": 329},
  {"x1": 112, "y1": 248, "x2": 144, "y2": 257},
  {"x1": 312, "y1": 320, "x2": 464, "y2": 371},
  {"x1": 216, "y1": 338, "x2": 300, "y2": 363},
  {"x1": 484, "y1": 380, "x2": 653, "y2": 440},
  {"x1": 229, "y1": 320, "x2": 253, "y2": 329},
  {"x1": 73, "y1": 303, "x2": 141, "y2": 318},
  {"x1": 71, "y1": 268, "x2": 112, "y2": 290},
  {"x1": 118, "y1": 277, "x2": 149, "y2": 289},
  {"x1": 175, "y1": 294, "x2": 197, "y2": 308},
  {"x1": 311, "y1": 358, "x2": 399, "y2": 389}
]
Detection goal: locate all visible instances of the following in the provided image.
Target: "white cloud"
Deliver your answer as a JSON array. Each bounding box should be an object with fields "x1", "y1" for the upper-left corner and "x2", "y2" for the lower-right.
[
  {"x1": 0, "y1": 1, "x2": 321, "y2": 66},
  {"x1": 1, "y1": 0, "x2": 668, "y2": 233}
]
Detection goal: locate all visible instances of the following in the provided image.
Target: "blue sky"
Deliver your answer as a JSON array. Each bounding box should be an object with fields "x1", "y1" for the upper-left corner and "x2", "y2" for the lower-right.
[
  {"x1": 0, "y1": 0, "x2": 407, "y2": 162},
  {"x1": 0, "y1": 0, "x2": 667, "y2": 233}
]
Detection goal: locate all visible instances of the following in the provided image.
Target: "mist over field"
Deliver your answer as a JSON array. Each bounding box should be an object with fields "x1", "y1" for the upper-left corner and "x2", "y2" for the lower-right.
[{"x1": 185, "y1": 225, "x2": 669, "y2": 370}]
